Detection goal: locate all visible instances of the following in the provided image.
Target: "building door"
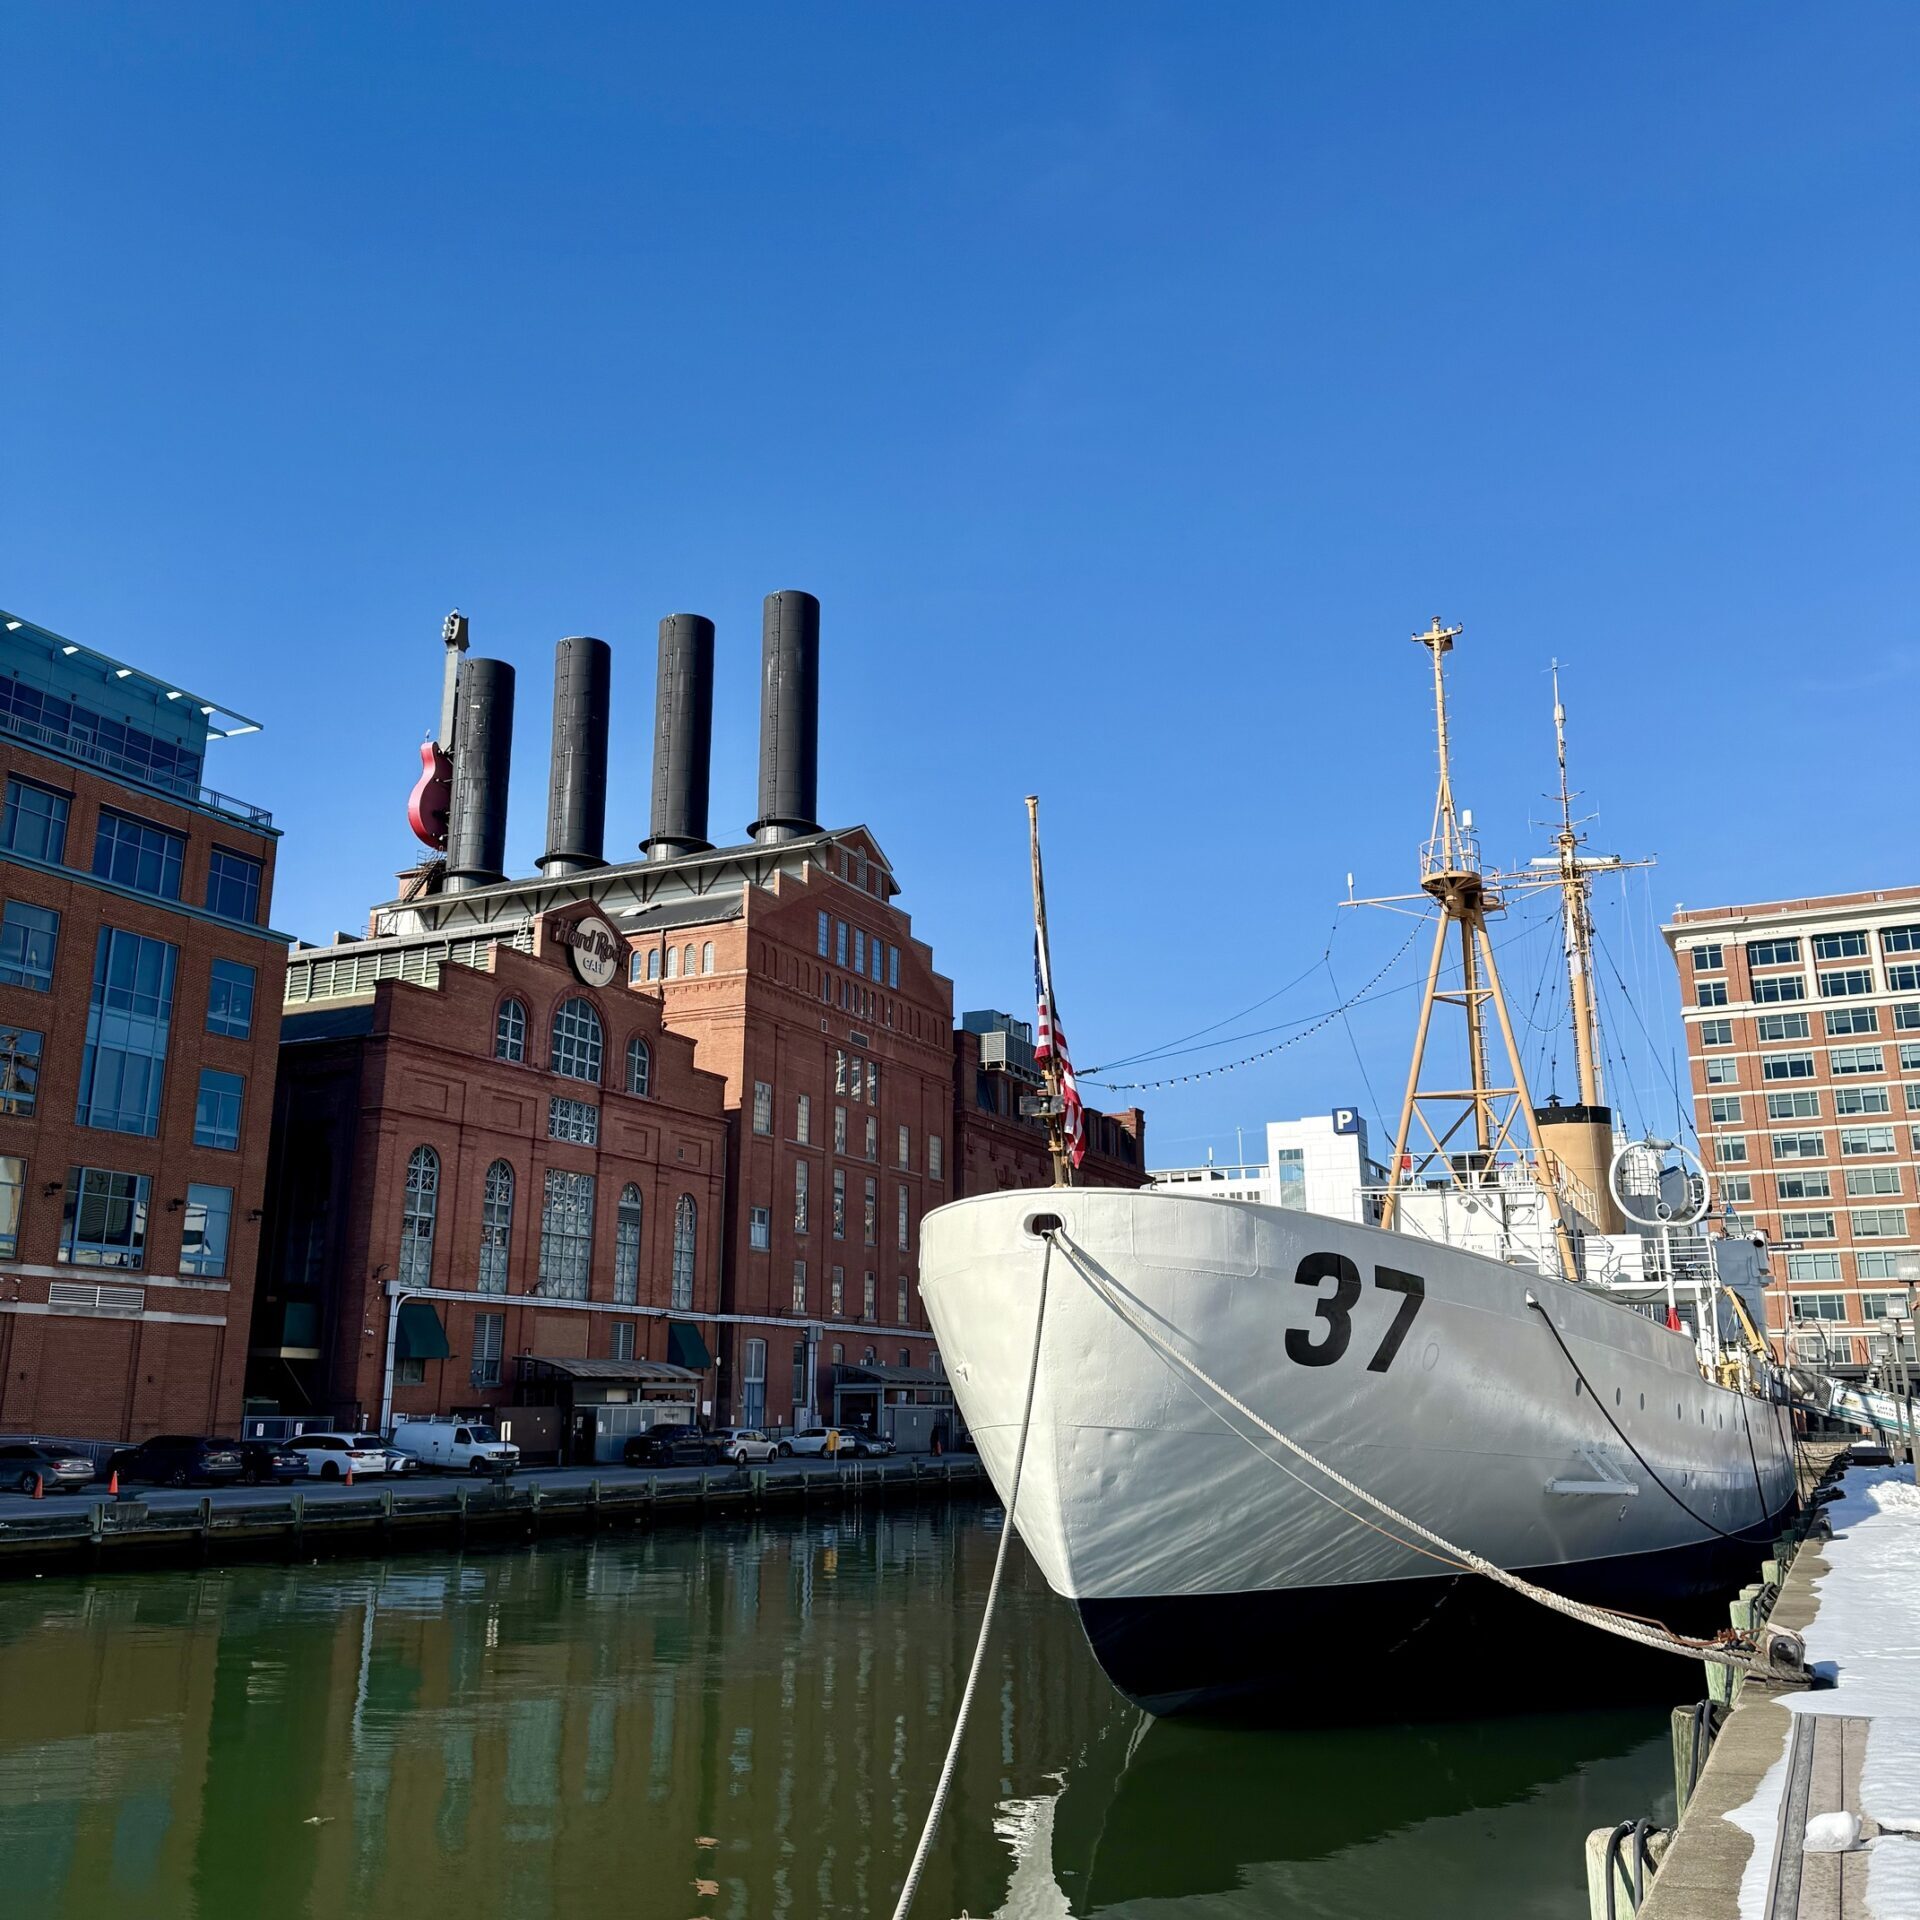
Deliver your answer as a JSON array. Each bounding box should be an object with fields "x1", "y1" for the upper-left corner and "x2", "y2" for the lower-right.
[{"x1": 741, "y1": 1338, "x2": 766, "y2": 1430}]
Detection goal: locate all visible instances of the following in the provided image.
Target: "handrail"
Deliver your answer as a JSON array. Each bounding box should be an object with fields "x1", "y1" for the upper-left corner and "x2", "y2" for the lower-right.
[{"x1": 0, "y1": 707, "x2": 272, "y2": 827}]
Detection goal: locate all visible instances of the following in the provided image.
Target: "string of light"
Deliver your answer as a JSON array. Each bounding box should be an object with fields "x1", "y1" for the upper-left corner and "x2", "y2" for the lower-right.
[{"x1": 1083, "y1": 919, "x2": 1425, "y2": 1092}]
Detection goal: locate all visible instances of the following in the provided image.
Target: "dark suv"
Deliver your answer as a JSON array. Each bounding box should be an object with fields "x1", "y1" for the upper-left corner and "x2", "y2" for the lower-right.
[
  {"x1": 622, "y1": 1424, "x2": 719, "y2": 1467},
  {"x1": 108, "y1": 1435, "x2": 246, "y2": 1488}
]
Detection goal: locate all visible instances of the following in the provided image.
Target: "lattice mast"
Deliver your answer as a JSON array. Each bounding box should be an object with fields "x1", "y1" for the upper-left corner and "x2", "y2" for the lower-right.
[{"x1": 1374, "y1": 620, "x2": 1579, "y2": 1281}]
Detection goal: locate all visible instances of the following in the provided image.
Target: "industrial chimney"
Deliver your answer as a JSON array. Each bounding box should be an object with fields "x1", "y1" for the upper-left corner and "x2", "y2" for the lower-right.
[
  {"x1": 444, "y1": 658, "x2": 515, "y2": 890},
  {"x1": 540, "y1": 635, "x2": 611, "y2": 876},
  {"x1": 643, "y1": 614, "x2": 716, "y2": 860},
  {"x1": 748, "y1": 590, "x2": 820, "y2": 844}
]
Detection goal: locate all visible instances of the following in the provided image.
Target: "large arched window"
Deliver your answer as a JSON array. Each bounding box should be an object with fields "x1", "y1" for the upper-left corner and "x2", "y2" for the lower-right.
[
  {"x1": 550, "y1": 997, "x2": 603, "y2": 1083},
  {"x1": 614, "y1": 1183, "x2": 643, "y2": 1305},
  {"x1": 478, "y1": 1159, "x2": 514, "y2": 1294},
  {"x1": 671, "y1": 1194, "x2": 697, "y2": 1310},
  {"x1": 627, "y1": 1035, "x2": 652, "y2": 1098},
  {"x1": 399, "y1": 1145, "x2": 439, "y2": 1287},
  {"x1": 495, "y1": 998, "x2": 526, "y2": 1063}
]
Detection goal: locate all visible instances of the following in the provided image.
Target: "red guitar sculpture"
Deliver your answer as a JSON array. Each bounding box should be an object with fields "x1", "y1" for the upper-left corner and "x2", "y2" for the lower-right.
[{"x1": 408, "y1": 739, "x2": 452, "y2": 849}]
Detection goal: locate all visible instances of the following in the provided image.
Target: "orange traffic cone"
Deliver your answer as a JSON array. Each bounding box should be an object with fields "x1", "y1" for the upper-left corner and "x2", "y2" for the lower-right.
[
  {"x1": 107, "y1": 1470, "x2": 119, "y2": 1496},
  {"x1": 345, "y1": 1464, "x2": 353, "y2": 1485},
  {"x1": 32, "y1": 1473, "x2": 43, "y2": 1499}
]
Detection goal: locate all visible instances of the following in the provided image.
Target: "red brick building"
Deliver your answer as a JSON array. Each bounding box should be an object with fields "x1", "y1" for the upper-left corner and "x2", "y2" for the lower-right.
[
  {"x1": 253, "y1": 911, "x2": 728, "y2": 1454},
  {"x1": 953, "y1": 1011, "x2": 1148, "y2": 1194},
  {"x1": 257, "y1": 594, "x2": 1150, "y2": 1441},
  {"x1": 1665, "y1": 886, "x2": 1920, "y2": 1375},
  {"x1": 0, "y1": 608, "x2": 284, "y2": 1443}
]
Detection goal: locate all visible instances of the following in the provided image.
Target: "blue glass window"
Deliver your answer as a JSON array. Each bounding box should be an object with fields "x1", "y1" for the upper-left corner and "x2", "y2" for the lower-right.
[
  {"x1": 59, "y1": 1167, "x2": 150, "y2": 1269},
  {"x1": 76, "y1": 927, "x2": 178, "y2": 1136},
  {"x1": 207, "y1": 958, "x2": 256, "y2": 1038},
  {"x1": 180, "y1": 1183, "x2": 232, "y2": 1277},
  {"x1": 206, "y1": 847, "x2": 263, "y2": 923},
  {"x1": 194, "y1": 1068, "x2": 244, "y2": 1150},
  {"x1": 1, "y1": 777, "x2": 69, "y2": 863},
  {"x1": 0, "y1": 1027, "x2": 41, "y2": 1115},
  {"x1": 92, "y1": 810, "x2": 185, "y2": 900},
  {"x1": 0, "y1": 901, "x2": 59, "y2": 990}
]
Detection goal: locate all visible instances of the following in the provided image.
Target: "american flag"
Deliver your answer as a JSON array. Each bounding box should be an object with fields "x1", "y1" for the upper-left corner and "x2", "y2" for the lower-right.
[{"x1": 1033, "y1": 938, "x2": 1086, "y2": 1168}]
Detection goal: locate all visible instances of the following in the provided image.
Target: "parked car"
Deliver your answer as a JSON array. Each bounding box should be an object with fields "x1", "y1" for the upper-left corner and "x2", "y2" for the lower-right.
[
  {"x1": 622, "y1": 1424, "x2": 719, "y2": 1467},
  {"x1": 783, "y1": 1426, "x2": 887, "y2": 1459},
  {"x1": 108, "y1": 1435, "x2": 246, "y2": 1488},
  {"x1": 0, "y1": 1439, "x2": 95, "y2": 1494},
  {"x1": 350, "y1": 1433, "x2": 421, "y2": 1475},
  {"x1": 284, "y1": 1433, "x2": 393, "y2": 1480},
  {"x1": 226, "y1": 1439, "x2": 311, "y2": 1485},
  {"x1": 385, "y1": 1419, "x2": 518, "y2": 1476},
  {"x1": 713, "y1": 1428, "x2": 778, "y2": 1465}
]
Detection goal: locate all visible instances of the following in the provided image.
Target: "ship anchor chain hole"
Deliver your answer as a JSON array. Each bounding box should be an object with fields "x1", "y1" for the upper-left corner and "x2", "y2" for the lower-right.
[{"x1": 1024, "y1": 1213, "x2": 1064, "y2": 1239}]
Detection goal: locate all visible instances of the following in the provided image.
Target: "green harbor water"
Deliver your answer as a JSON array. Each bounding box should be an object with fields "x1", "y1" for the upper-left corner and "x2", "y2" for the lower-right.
[{"x1": 0, "y1": 1500, "x2": 1675, "y2": 1919}]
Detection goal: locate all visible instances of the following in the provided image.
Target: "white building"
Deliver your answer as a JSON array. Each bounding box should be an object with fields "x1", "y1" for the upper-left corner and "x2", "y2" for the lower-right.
[{"x1": 1151, "y1": 1108, "x2": 1386, "y2": 1223}]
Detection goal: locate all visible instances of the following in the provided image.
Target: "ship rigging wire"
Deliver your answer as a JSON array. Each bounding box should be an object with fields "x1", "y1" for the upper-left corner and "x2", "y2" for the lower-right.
[{"x1": 889, "y1": 1235, "x2": 1053, "y2": 1920}]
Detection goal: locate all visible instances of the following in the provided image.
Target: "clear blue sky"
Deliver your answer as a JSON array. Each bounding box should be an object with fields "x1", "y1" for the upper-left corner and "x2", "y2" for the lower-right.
[{"x1": 5, "y1": 6, "x2": 1915, "y2": 1164}]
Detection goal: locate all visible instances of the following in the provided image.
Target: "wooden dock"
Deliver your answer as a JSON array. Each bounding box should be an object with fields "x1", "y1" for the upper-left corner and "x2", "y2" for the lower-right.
[{"x1": 0, "y1": 1454, "x2": 991, "y2": 1576}]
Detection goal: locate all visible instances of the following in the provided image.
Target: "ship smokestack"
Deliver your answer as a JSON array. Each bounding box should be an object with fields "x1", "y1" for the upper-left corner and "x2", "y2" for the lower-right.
[
  {"x1": 444, "y1": 657, "x2": 515, "y2": 891},
  {"x1": 643, "y1": 614, "x2": 716, "y2": 861},
  {"x1": 748, "y1": 589, "x2": 820, "y2": 845},
  {"x1": 540, "y1": 635, "x2": 611, "y2": 877}
]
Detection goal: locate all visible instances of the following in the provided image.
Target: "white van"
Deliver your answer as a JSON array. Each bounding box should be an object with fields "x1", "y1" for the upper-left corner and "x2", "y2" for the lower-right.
[{"x1": 388, "y1": 1418, "x2": 519, "y2": 1476}]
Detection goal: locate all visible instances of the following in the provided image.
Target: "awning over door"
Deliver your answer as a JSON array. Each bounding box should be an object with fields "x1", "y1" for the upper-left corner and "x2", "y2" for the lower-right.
[
  {"x1": 395, "y1": 1300, "x2": 451, "y2": 1360},
  {"x1": 667, "y1": 1320, "x2": 714, "y2": 1370}
]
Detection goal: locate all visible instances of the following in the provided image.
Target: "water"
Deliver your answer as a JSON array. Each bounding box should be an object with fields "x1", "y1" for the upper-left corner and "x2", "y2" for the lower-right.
[{"x1": 0, "y1": 1501, "x2": 1674, "y2": 1919}]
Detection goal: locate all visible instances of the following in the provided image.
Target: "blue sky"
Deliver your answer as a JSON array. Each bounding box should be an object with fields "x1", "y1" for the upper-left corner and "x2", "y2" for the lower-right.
[{"x1": 5, "y1": 6, "x2": 1915, "y2": 1164}]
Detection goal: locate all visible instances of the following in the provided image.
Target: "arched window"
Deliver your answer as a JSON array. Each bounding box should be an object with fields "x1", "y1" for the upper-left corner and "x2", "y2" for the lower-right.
[
  {"x1": 627, "y1": 1035, "x2": 652, "y2": 1097},
  {"x1": 495, "y1": 998, "x2": 526, "y2": 1063},
  {"x1": 399, "y1": 1145, "x2": 438, "y2": 1287},
  {"x1": 550, "y1": 997, "x2": 603, "y2": 1083},
  {"x1": 701, "y1": 941, "x2": 714, "y2": 974},
  {"x1": 664, "y1": 946, "x2": 679, "y2": 980},
  {"x1": 683, "y1": 944, "x2": 696, "y2": 976},
  {"x1": 614, "y1": 1183, "x2": 643, "y2": 1305},
  {"x1": 671, "y1": 1194, "x2": 697, "y2": 1310},
  {"x1": 646, "y1": 949, "x2": 661, "y2": 982},
  {"x1": 478, "y1": 1160, "x2": 514, "y2": 1293}
]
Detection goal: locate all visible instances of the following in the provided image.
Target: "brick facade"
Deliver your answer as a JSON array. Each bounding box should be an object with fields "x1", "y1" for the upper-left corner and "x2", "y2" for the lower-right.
[
  {"x1": 952, "y1": 1023, "x2": 1148, "y2": 1195},
  {"x1": 0, "y1": 619, "x2": 282, "y2": 1444},
  {"x1": 253, "y1": 914, "x2": 728, "y2": 1429}
]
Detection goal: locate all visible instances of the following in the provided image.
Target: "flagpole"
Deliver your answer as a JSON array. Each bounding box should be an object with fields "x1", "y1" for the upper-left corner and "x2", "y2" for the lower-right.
[{"x1": 1026, "y1": 795, "x2": 1073, "y2": 1189}]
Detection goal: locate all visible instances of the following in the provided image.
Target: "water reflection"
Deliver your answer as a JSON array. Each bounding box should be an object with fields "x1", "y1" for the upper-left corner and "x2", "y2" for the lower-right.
[{"x1": 0, "y1": 1505, "x2": 1672, "y2": 1919}]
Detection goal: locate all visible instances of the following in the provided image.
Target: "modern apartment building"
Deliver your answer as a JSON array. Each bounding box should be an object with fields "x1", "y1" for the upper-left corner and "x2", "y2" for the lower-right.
[
  {"x1": 1666, "y1": 887, "x2": 1920, "y2": 1372},
  {"x1": 0, "y1": 608, "x2": 283, "y2": 1442},
  {"x1": 1150, "y1": 1108, "x2": 1387, "y2": 1222}
]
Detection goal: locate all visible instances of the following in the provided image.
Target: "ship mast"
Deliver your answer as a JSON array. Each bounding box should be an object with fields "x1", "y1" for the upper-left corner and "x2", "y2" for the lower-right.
[
  {"x1": 1550, "y1": 663, "x2": 1604, "y2": 1109},
  {"x1": 1371, "y1": 620, "x2": 1580, "y2": 1282}
]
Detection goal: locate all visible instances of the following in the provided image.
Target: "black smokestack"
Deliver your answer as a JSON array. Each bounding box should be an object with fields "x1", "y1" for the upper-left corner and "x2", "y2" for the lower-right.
[
  {"x1": 643, "y1": 614, "x2": 716, "y2": 861},
  {"x1": 444, "y1": 657, "x2": 515, "y2": 890},
  {"x1": 540, "y1": 635, "x2": 611, "y2": 876},
  {"x1": 749, "y1": 590, "x2": 820, "y2": 844}
]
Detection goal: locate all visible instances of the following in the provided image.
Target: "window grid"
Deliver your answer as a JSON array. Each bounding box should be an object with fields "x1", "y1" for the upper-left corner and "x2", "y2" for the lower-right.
[
  {"x1": 478, "y1": 1159, "x2": 513, "y2": 1293},
  {"x1": 671, "y1": 1195, "x2": 696, "y2": 1310},
  {"x1": 398, "y1": 1145, "x2": 439, "y2": 1287},
  {"x1": 614, "y1": 1183, "x2": 643, "y2": 1305},
  {"x1": 495, "y1": 999, "x2": 526, "y2": 1062},
  {"x1": 538, "y1": 1168, "x2": 595, "y2": 1299},
  {"x1": 60, "y1": 1166, "x2": 150, "y2": 1269},
  {"x1": 550, "y1": 998, "x2": 604, "y2": 1083}
]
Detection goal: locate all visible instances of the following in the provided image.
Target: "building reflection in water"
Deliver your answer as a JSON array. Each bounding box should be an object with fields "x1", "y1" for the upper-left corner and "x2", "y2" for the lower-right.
[{"x1": 0, "y1": 1502, "x2": 1674, "y2": 1920}]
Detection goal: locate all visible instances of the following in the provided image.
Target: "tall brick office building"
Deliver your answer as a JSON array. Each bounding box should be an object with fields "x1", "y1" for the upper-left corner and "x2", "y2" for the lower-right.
[
  {"x1": 0, "y1": 609, "x2": 283, "y2": 1443},
  {"x1": 1667, "y1": 886, "x2": 1920, "y2": 1376},
  {"x1": 257, "y1": 594, "x2": 1145, "y2": 1441}
]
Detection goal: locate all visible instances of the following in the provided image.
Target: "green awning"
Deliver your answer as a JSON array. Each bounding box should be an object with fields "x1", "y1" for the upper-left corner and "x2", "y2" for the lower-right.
[
  {"x1": 667, "y1": 1320, "x2": 713, "y2": 1370},
  {"x1": 395, "y1": 1300, "x2": 451, "y2": 1361}
]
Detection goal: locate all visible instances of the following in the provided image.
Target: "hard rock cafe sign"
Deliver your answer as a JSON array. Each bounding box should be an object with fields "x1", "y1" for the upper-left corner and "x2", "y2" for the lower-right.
[{"x1": 548, "y1": 907, "x2": 623, "y2": 990}]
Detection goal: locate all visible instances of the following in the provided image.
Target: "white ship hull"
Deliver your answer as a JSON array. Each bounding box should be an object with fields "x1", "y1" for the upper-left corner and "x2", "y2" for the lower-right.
[{"x1": 920, "y1": 1186, "x2": 1799, "y2": 1717}]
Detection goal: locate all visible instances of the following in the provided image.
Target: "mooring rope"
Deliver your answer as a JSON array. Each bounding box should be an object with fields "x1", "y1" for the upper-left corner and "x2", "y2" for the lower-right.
[
  {"x1": 1053, "y1": 1234, "x2": 1760, "y2": 1672},
  {"x1": 890, "y1": 1235, "x2": 1054, "y2": 1920}
]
